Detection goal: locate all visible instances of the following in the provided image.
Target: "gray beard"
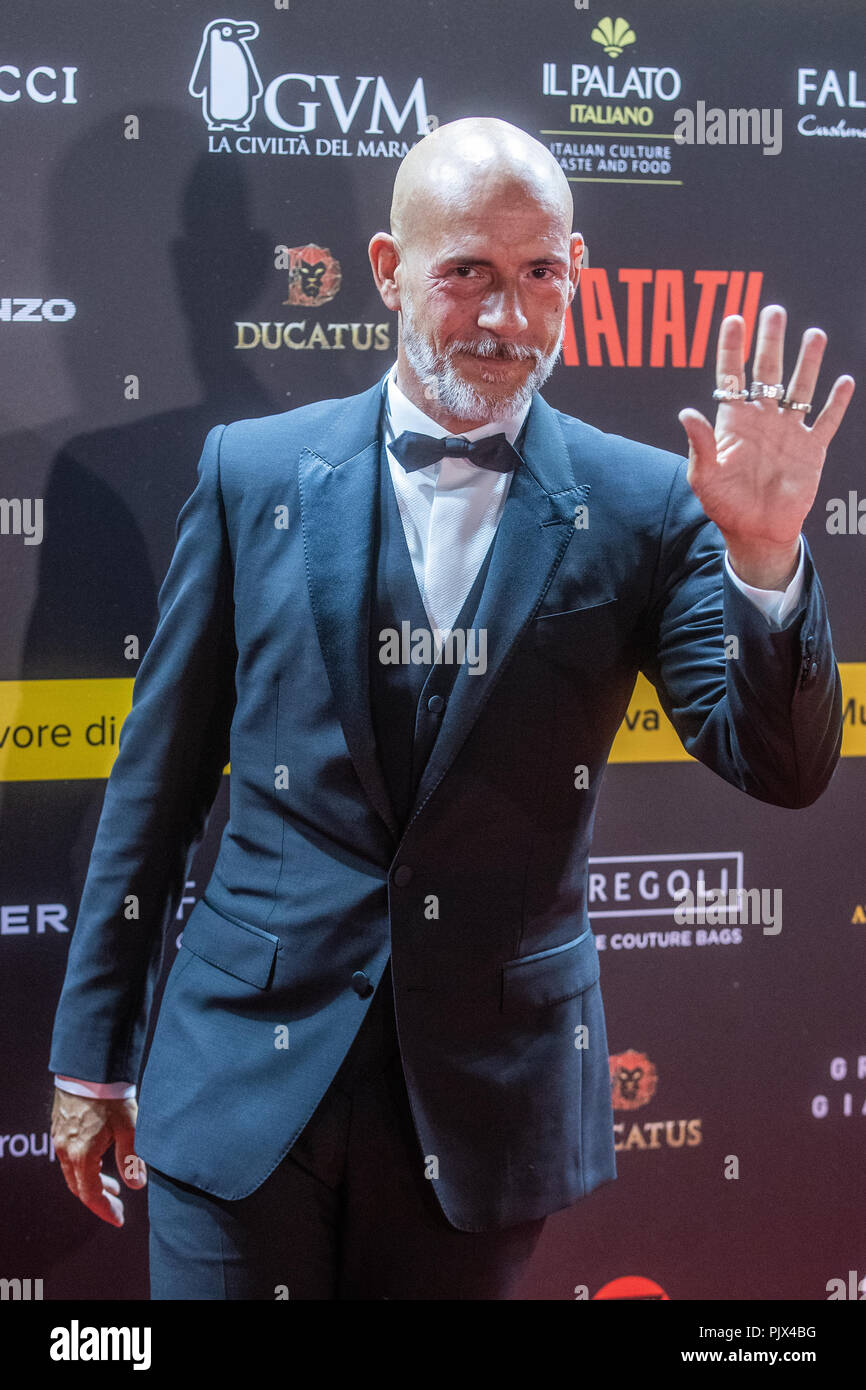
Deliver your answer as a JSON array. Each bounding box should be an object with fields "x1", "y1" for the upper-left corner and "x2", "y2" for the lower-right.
[{"x1": 399, "y1": 297, "x2": 566, "y2": 424}]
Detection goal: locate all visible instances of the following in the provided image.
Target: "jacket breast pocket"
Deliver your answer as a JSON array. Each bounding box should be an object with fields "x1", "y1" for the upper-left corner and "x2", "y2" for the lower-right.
[
  {"x1": 532, "y1": 597, "x2": 622, "y2": 673},
  {"x1": 501, "y1": 927, "x2": 600, "y2": 1012},
  {"x1": 179, "y1": 896, "x2": 280, "y2": 990}
]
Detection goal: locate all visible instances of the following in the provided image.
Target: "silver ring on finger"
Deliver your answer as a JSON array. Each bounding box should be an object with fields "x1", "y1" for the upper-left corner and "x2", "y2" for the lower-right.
[
  {"x1": 713, "y1": 386, "x2": 750, "y2": 402},
  {"x1": 779, "y1": 397, "x2": 812, "y2": 413},
  {"x1": 749, "y1": 381, "x2": 785, "y2": 400}
]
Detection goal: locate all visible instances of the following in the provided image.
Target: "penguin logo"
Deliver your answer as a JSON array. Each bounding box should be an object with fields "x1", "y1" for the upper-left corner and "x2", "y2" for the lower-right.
[{"x1": 189, "y1": 18, "x2": 263, "y2": 131}]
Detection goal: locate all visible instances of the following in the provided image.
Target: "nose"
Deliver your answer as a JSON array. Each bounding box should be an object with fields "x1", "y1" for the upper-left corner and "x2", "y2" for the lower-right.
[{"x1": 476, "y1": 285, "x2": 528, "y2": 337}]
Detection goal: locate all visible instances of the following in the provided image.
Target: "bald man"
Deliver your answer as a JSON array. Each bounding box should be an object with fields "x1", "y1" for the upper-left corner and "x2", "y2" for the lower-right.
[{"x1": 50, "y1": 118, "x2": 851, "y2": 1300}]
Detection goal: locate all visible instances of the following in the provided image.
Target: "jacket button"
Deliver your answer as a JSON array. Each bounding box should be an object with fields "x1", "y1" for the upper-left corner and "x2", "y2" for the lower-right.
[
  {"x1": 351, "y1": 970, "x2": 373, "y2": 997},
  {"x1": 393, "y1": 865, "x2": 413, "y2": 886},
  {"x1": 427, "y1": 694, "x2": 445, "y2": 714}
]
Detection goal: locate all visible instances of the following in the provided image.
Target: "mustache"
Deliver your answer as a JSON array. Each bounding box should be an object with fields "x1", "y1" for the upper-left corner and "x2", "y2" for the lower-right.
[{"x1": 446, "y1": 339, "x2": 540, "y2": 363}]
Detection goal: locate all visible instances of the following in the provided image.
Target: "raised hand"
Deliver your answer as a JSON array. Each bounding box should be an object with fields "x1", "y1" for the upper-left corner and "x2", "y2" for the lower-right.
[{"x1": 677, "y1": 305, "x2": 855, "y2": 588}]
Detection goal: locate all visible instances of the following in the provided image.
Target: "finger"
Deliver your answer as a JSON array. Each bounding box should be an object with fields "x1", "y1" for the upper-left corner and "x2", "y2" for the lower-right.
[
  {"x1": 56, "y1": 1151, "x2": 84, "y2": 1201},
  {"x1": 78, "y1": 1166, "x2": 125, "y2": 1227},
  {"x1": 678, "y1": 408, "x2": 717, "y2": 485},
  {"x1": 750, "y1": 304, "x2": 786, "y2": 390},
  {"x1": 67, "y1": 1138, "x2": 121, "y2": 1216},
  {"x1": 785, "y1": 327, "x2": 828, "y2": 409},
  {"x1": 810, "y1": 374, "x2": 856, "y2": 448},
  {"x1": 55, "y1": 1141, "x2": 92, "y2": 1204},
  {"x1": 678, "y1": 407, "x2": 715, "y2": 444},
  {"x1": 716, "y1": 315, "x2": 746, "y2": 392}
]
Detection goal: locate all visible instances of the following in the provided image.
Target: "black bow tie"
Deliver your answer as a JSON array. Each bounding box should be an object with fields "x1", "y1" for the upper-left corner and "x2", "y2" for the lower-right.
[{"x1": 389, "y1": 429, "x2": 523, "y2": 474}]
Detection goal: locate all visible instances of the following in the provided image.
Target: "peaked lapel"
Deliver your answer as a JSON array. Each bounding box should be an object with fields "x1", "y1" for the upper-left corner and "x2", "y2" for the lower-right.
[{"x1": 298, "y1": 367, "x2": 589, "y2": 842}]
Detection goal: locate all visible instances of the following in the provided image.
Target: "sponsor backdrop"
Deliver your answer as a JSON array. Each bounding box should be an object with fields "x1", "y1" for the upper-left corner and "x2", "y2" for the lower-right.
[{"x1": 1, "y1": 0, "x2": 864, "y2": 1302}]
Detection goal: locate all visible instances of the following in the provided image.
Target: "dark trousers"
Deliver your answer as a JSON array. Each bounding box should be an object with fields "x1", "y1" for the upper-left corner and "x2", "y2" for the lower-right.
[{"x1": 147, "y1": 959, "x2": 546, "y2": 1299}]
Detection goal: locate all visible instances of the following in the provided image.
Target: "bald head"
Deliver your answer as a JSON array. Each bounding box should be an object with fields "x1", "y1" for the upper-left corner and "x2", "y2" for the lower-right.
[{"x1": 390, "y1": 117, "x2": 573, "y2": 253}]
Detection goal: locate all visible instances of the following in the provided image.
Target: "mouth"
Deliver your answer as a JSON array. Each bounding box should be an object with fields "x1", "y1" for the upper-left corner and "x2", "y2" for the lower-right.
[
  {"x1": 459, "y1": 350, "x2": 531, "y2": 369},
  {"x1": 460, "y1": 354, "x2": 533, "y2": 385}
]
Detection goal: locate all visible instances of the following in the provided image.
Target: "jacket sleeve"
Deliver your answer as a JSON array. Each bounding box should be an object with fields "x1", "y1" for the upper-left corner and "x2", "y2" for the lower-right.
[
  {"x1": 639, "y1": 458, "x2": 843, "y2": 809},
  {"x1": 48, "y1": 424, "x2": 237, "y2": 1083}
]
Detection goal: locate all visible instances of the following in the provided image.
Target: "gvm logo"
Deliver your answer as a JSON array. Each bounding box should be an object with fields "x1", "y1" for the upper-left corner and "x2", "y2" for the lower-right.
[{"x1": 188, "y1": 17, "x2": 429, "y2": 134}]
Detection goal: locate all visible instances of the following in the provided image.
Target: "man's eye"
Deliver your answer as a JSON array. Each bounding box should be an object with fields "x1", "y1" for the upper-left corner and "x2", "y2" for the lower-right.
[{"x1": 453, "y1": 266, "x2": 475, "y2": 276}]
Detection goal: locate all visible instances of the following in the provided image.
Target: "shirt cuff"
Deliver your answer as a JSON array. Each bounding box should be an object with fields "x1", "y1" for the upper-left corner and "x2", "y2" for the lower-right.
[
  {"x1": 724, "y1": 536, "x2": 805, "y2": 628},
  {"x1": 54, "y1": 1075, "x2": 137, "y2": 1100}
]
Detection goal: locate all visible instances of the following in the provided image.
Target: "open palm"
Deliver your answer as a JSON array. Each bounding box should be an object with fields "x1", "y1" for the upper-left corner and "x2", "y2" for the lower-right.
[{"x1": 678, "y1": 306, "x2": 854, "y2": 555}]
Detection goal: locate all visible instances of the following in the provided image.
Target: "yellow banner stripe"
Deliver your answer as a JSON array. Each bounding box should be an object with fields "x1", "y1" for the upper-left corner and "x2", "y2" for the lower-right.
[
  {"x1": 0, "y1": 679, "x2": 230, "y2": 782},
  {"x1": 0, "y1": 667, "x2": 864, "y2": 781},
  {"x1": 608, "y1": 666, "x2": 866, "y2": 762}
]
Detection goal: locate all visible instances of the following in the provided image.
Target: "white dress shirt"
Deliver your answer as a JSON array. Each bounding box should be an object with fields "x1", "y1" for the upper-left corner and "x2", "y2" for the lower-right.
[
  {"x1": 55, "y1": 363, "x2": 805, "y2": 1098},
  {"x1": 382, "y1": 361, "x2": 528, "y2": 636}
]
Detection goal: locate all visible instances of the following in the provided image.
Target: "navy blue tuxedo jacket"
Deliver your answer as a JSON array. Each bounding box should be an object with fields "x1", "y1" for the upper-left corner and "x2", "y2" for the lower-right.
[{"x1": 49, "y1": 367, "x2": 843, "y2": 1230}]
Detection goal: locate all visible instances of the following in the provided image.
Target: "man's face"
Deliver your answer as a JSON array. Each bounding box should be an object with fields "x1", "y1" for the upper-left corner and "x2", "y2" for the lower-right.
[{"x1": 395, "y1": 191, "x2": 577, "y2": 423}]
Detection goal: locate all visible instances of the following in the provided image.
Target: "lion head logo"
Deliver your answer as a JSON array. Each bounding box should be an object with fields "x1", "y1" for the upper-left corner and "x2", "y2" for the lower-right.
[
  {"x1": 283, "y1": 243, "x2": 342, "y2": 306},
  {"x1": 609, "y1": 1048, "x2": 658, "y2": 1110}
]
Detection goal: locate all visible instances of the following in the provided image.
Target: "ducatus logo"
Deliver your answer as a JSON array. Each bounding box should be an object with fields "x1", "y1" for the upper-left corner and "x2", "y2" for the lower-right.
[
  {"x1": 609, "y1": 1049, "x2": 702, "y2": 1154},
  {"x1": 281, "y1": 243, "x2": 342, "y2": 306},
  {"x1": 610, "y1": 1049, "x2": 658, "y2": 1110}
]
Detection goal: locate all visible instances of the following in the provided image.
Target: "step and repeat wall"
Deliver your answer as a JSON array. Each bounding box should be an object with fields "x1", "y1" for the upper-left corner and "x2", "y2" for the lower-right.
[{"x1": 1, "y1": 0, "x2": 864, "y2": 1301}]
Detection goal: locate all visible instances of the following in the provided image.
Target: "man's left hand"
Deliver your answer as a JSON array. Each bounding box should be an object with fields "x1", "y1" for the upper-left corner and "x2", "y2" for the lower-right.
[{"x1": 678, "y1": 304, "x2": 855, "y2": 589}]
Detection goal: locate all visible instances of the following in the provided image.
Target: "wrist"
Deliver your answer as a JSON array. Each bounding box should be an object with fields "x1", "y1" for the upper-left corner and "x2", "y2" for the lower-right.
[{"x1": 724, "y1": 537, "x2": 800, "y2": 590}]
